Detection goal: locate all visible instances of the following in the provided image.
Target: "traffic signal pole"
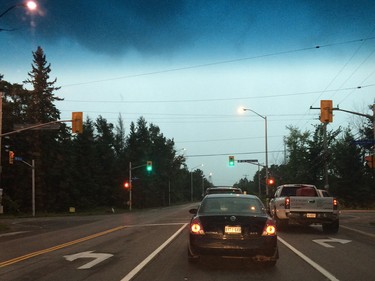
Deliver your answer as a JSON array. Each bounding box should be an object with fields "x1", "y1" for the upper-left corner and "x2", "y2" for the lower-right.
[
  {"x1": 311, "y1": 101, "x2": 375, "y2": 187},
  {"x1": 129, "y1": 162, "x2": 132, "y2": 211},
  {"x1": 127, "y1": 161, "x2": 149, "y2": 211}
]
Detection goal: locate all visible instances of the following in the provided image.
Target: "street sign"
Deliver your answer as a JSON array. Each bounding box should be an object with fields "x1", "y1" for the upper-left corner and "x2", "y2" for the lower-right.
[
  {"x1": 237, "y1": 159, "x2": 258, "y2": 163},
  {"x1": 14, "y1": 157, "x2": 23, "y2": 161},
  {"x1": 352, "y1": 139, "x2": 375, "y2": 146}
]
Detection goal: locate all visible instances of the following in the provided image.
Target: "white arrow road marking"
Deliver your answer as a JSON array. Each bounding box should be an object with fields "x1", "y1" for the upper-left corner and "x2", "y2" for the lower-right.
[
  {"x1": 64, "y1": 251, "x2": 113, "y2": 269},
  {"x1": 313, "y1": 237, "x2": 352, "y2": 248}
]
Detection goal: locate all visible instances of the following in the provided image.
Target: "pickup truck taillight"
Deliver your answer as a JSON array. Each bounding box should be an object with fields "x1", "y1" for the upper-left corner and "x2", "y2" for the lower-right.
[
  {"x1": 285, "y1": 197, "x2": 290, "y2": 209},
  {"x1": 333, "y1": 198, "x2": 338, "y2": 210}
]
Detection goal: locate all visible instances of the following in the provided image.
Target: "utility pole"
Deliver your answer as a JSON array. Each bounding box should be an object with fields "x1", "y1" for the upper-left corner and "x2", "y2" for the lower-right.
[{"x1": 0, "y1": 92, "x2": 3, "y2": 213}]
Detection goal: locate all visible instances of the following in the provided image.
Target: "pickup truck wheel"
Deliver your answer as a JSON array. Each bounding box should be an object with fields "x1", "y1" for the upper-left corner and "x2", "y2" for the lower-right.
[{"x1": 322, "y1": 220, "x2": 339, "y2": 234}]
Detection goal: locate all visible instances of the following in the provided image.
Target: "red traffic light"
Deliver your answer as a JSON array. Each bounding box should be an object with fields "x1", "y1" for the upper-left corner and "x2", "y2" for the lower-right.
[
  {"x1": 267, "y1": 178, "x2": 275, "y2": 185},
  {"x1": 9, "y1": 151, "x2": 15, "y2": 164},
  {"x1": 124, "y1": 181, "x2": 130, "y2": 189}
]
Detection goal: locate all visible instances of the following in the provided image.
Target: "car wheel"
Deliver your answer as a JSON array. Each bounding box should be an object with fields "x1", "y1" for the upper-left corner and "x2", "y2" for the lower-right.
[{"x1": 187, "y1": 247, "x2": 199, "y2": 263}]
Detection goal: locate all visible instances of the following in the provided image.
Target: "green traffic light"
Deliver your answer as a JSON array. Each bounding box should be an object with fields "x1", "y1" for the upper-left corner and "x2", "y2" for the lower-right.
[
  {"x1": 229, "y1": 156, "x2": 235, "y2": 166},
  {"x1": 146, "y1": 161, "x2": 153, "y2": 172}
]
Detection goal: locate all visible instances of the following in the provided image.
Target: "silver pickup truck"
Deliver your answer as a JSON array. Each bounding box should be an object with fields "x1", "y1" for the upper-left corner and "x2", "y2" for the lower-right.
[{"x1": 268, "y1": 184, "x2": 339, "y2": 233}]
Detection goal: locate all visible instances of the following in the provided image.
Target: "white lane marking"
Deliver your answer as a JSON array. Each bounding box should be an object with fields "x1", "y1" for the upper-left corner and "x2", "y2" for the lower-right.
[
  {"x1": 278, "y1": 236, "x2": 339, "y2": 281},
  {"x1": 313, "y1": 238, "x2": 351, "y2": 248},
  {"x1": 0, "y1": 231, "x2": 30, "y2": 238},
  {"x1": 64, "y1": 251, "x2": 113, "y2": 269},
  {"x1": 120, "y1": 223, "x2": 188, "y2": 281},
  {"x1": 340, "y1": 225, "x2": 375, "y2": 239}
]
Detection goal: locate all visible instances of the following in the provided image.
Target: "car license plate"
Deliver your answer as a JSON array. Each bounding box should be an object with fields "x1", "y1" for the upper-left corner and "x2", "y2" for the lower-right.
[
  {"x1": 306, "y1": 213, "x2": 316, "y2": 218},
  {"x1": 225, "y1": 226, "x2": 241, "y2": 234}
]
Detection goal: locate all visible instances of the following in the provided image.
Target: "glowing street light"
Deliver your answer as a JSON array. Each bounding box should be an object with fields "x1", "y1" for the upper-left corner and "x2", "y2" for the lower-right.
[
  {"x1": 0, "y1": 1, "x2": 38, "y2": 31},
  {"x1": 239, "y1": 106, "x2": 269, "y2": 196},
  {"x1": 26, "y1": 1, "x2": 37, "y2": 11},
  {"x1": 0, "y1": 1, "x2": 37, "y2": 18}
]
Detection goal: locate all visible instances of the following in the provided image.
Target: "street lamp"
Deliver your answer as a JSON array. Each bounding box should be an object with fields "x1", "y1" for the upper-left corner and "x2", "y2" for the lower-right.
[
  {"x1": 239, "y1": 107, "x2": 269, "y2": 196},
  {"x1": 190, "y1": 164, "x2": 203, "y2": 202},
  {"x1": 0, "y1": 1, "x2": 37, "y2": 31}
]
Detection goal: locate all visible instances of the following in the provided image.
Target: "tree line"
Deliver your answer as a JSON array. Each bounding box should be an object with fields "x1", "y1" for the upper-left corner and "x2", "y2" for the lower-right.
[
  {"x1": 1, "y1": 46, "x2": 374, "y2": 214},
  {"x1": 0, "y1": 47, "x2": 210, "y2": 214}
]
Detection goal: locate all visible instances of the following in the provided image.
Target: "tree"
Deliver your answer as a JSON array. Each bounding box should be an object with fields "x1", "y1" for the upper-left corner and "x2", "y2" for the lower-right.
[
  {"x1": 330, "y1": 128, "x2": 369, "y2": 206},
  {"x1": 23, "y1": 46, "x2": 62, "y2": 123},
  {"x1": 2, "y1": 47, "x2": 64, "y2": 213}
]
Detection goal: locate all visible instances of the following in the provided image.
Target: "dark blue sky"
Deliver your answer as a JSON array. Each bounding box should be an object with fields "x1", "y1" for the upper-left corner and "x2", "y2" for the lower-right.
[
  {"x1": 3, "y1": 0, "x2": 375, "y2": 56},
  {"x1": 1, "y1": 0, "x2": 374, "y2": 185}
]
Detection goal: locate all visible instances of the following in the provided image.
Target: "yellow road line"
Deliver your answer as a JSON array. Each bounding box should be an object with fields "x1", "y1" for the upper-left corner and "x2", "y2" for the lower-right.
[{"x1": 0, "y1": 225, "x2": 126, "y2": 268}]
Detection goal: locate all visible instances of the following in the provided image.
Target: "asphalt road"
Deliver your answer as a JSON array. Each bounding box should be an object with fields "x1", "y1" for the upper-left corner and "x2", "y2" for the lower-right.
[{"x1": 0, "y1": 207, "x2": 374, "y2": 281}]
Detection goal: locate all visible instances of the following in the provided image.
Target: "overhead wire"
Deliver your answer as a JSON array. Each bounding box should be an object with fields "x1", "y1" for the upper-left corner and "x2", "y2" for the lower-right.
[{"x1": 60, "y1": 37, "x2": 375, "y2": 88}]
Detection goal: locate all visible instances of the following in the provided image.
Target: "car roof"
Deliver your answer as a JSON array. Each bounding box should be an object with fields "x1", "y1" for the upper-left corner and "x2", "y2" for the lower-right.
[
  {"x1": 277, "y1": 184, "x2": 316, "y2": 188},
  {"x1": 206, "y1": 186, "x2": 240, "y2": 189},
  {"x1": 204, "y1": 193, "x2": 259, "y2": 199}
]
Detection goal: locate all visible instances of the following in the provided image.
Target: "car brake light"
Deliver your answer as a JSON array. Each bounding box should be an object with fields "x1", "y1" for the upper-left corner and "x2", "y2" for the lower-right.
[
  {"x1": 333, "y1": 198, "x2": 338, "y2": 210},
  {"x1": 262, "y1": 219, "x2": 277, "y2": 236},
  {"x1": 190, "y1": 217, "x2": 205, "y2": 234},
  {"x1": 285, "y1": 197, "x2": 290, "y2": 209}
]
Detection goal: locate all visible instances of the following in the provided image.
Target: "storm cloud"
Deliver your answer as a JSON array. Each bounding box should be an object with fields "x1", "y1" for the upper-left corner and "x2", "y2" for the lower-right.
[{"x1": 2, "y1": 0, "x2": 374, "y2": 56}]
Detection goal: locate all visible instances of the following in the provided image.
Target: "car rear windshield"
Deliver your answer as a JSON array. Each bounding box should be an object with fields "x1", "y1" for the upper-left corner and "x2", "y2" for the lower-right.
[
  {"x1": 205, "y1": 188, "x2": 242, "y2": 195},
  {"x1": 199, "y1": 197, "x2": 265, "y2": 214},
  {"x1": 280, "y1": 186, "x2": 317, "y2": 197}
]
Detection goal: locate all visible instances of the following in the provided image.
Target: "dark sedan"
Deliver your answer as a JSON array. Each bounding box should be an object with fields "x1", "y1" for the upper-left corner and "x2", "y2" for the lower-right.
[{"x1": 188, "y1": 194, "x2": 279, "y2": 266}]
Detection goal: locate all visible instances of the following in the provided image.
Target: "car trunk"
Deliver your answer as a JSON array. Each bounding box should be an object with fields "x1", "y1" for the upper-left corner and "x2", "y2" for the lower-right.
[{"x1": 199, "y1": 215, "x2": 268, "y2": 238}]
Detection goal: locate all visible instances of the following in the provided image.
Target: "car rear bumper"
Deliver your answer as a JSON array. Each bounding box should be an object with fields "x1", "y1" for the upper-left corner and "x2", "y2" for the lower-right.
[
  {"x1": 189, "y1": 235, "x2": 278, "y2": 259},
  {"x1": 287, "y1": 212, "x2": 339, "y2": 223}
]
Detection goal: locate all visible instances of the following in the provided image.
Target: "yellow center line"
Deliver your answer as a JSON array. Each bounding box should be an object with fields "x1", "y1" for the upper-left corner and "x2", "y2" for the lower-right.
[{"x1": 0, "y1": 225, "x2": 127, "y2": 268}]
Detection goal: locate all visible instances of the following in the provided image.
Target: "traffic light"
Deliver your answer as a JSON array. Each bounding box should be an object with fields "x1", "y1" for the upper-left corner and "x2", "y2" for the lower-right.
[
  {"x1": 266, "y1": 178, "x2": 275, "y2": 186},
  {"x1": 365, "y1": 155, "x2": 374, "y2": 169},
  {"x1": 146, "y1": 161, "x2": 153, "y2": 172},
  {"x1": 320, "y1": 100, "x2": 333, "y2": 123},
  {"x1": 124, "y1": 181, "x2": 130, "y2": 189},
  {"x1": 72, "y1": 112, "x2": 83, "y2": 133},
  {"x1": 229, "y1": 156, "x2": 235, "y2": 166},
  {"x1": 9, "y1": 151, "x2": 14, "y2": 164}
]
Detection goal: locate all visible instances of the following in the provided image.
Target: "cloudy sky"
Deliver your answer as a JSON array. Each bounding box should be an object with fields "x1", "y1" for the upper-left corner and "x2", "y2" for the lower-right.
[{"x1": 1, "y1": 0, "x2": 374, "y2": 186}]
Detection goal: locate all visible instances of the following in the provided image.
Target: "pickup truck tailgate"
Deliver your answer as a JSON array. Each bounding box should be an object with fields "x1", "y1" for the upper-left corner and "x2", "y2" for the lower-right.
[{"x1": 290, "y1": 197, "x2": 334, "y2": 212}]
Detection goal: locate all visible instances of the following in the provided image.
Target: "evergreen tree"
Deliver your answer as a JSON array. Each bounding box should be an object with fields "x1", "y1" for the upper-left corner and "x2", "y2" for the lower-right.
[{"x1": 21, "y1": 46, "x2": 63, "y2": 212}]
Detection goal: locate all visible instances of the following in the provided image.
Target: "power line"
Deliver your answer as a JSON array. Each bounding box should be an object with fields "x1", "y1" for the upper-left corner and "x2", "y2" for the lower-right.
[
  {"x1": 60, "y1": 37, "x2": 375, "y2": 88},
  {"x1": 61, "y1": 84, "x2": 374, "y2": 104}
]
